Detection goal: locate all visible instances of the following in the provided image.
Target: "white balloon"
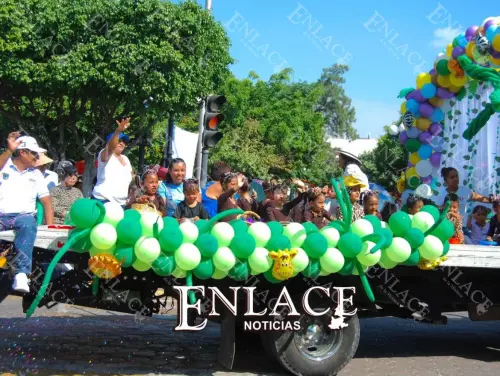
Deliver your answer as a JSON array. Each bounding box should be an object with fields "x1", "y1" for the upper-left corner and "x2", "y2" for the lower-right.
[
  {"x1": 415, "y1": 184, "x2": 433, "y2": 199},
  {"x1": 435, "y1": 52, "x2": 448, "y2": 63},
  {"x1": 398, "y1": 124, "x2": 407, "y2": 133},
  {"x1": 103, "y1": 202, "x2": 124, "y2": 227},
  {"x1": 416, "y1": 160, "x2": 433, "y2": 177},
  {"x1": 388, "y1": 124, "x2": 399, "y2": 136}
]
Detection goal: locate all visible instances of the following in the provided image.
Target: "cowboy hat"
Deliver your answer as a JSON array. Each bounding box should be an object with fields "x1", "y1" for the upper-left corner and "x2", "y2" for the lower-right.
[
  {"x1": 34, "y1": 153, "x2": 53, "y2": 167},
  {"x1": 344, "y1": 175, "x2": 368, "y2": 189},
  {"x1": 337, "y1": 148, "x2": 361, "y2": 164}
]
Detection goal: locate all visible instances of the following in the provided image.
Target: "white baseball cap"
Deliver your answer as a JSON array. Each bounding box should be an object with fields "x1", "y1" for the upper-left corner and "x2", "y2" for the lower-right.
[{"x1": 17, "y1": 136, "x2": 47, "y2": 153}]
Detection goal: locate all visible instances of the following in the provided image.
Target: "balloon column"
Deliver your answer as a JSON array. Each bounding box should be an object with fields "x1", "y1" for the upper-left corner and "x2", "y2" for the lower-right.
[
  {"x1": 26, "y1": 188, "x2": 453, "y2": 318},
  {"x1": 396, "y1": 16, "x2": 500, "y2": 195}
]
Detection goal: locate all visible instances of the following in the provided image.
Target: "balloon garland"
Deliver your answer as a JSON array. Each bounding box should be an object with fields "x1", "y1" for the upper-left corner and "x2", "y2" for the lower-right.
[
  {"x1": 396, "y1": 16, "x2": 500, "y2": 194},
  {"x1": 26, "y1": 186, "x2": 454, "y2": 317}
]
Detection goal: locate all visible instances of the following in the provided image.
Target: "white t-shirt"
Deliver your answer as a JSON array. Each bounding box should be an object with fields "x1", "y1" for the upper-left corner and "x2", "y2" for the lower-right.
[
  {"x1": 92, "y1": 150, "x2": 132, "y2": 206},
  {"x1": 0, "y1": 159, "x2": 49, "y2": 214},
  {"x1": 43, "y1": 170, "x2": 59, "y2": 190},
  {"x1": 344, "y1": 164, "x2": 369, "y2": 192}
]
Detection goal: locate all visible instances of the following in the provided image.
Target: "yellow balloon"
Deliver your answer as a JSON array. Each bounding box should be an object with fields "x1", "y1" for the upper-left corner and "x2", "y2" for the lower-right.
[
  {"x1": 437, "y1": 75, "x2": 450, "y2": 88},
  {"x1": 406, "y1": 167, "x2": 418, "y2": 179},
  {"x1": 409, "y1": 152, "x2": 421, "y2": 165},
  {"x1": 429, "y1": 97, "x2": 443, "y2": 107},
  {"x1": 491, "y1": 57, "x2": 500, "y2": 66},
  {"x1": 446, "y1": 44, "x2": 453, "y2": 57},
  {"x1": 449, "y1": 74, "x2": 467, "y2": 88},
  {"x1": 400, "y1": 102, "x2": 407, "y2": 114},
  {"x1": 416, "y1": 118, "x2": 431, "y2": 131},
  {"x1": 416, "y1": 73, "x2": 431, "y2": 89},
  {"x1": 493, "y1": 35, "x2": 500, "y2": 51}
]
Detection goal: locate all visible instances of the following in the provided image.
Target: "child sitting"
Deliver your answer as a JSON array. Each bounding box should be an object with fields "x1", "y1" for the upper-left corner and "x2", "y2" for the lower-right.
[
  {"x1": 466, "y1": 205, "x2": 490, "y2": 245},
  {"x1": 174, "y1": 179, "x2": 209, "y2": 222},
  {"x1": 445, "y1": 193, "x2": 464, "y2": 244},
  {"x1": 361, "y1": 190, "x2": 382, "y2": 220},
  {"x1": 301, "y1": 188, "x2": 335, "y2": 229},
  {"x1": 406, "y1": 195, "x2": 424, "y2": 215},
  {"x1": 126, "y1": 167, "x2": 166, "y2": 216},
  {"x1": 487, "y1": 198, "x2": 500, "y2": 243},
  {"x1": 336, "y1": 176, "x2": 365, "y2": 222}
]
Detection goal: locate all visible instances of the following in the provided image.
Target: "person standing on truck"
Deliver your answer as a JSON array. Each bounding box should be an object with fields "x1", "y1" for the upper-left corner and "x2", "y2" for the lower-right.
[
  {"x1": 201, "y1": 161, "x2": 232, "y2": 218},
  {"x1": 92, "y1": 118, "x2": 133, "y2": 208},
  {"x1": 0, "y1": 132, "x2": 54, "y2": 293},
  {"x1": 336, "y1": 176, "x2": 365, "y2": 222},
  {"x1": 217, "y1": 172, "x2": 245, "y2": 222},
  {"x1": 158, "y1": 158, "x2": 189, "y2": 217},
  {"x1": 445, "y1": 193, "x2": 464, "y2": 244},
  {"x1": 337, "y1": 149, "x2": 369, "y2": 193}
]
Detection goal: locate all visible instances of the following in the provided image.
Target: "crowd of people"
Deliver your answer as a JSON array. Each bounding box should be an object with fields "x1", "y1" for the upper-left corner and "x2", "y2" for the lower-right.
[{"x1": 2, "y1": 119, "x2": 500, "y2": 294}]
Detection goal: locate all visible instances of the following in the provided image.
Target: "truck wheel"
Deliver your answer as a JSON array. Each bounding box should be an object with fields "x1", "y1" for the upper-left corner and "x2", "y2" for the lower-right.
[
  {"x1": 0, "y1": 268, "x2": 13, "y2": 305},
  {"x1": 263, "y1": 313, "x2": 360, "y2": 376}
]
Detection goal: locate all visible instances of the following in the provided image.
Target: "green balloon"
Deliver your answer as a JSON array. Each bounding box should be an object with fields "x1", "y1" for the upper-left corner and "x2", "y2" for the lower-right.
[
  {"x1": 401, "y1": 204, "x2": 408, "y2": 213},
  {"x1": 420, "y1": 205, "x2": 440, "y2": 222},
  {"x1": 264, "y1": 269, "x2": 281, "y2": 284},
  {"x1": 379, "y1": 252, "x2": 398, "y2": 269},
  {"x1": 338, "y1": 258, "x2": 356, "y2": 275},
  {"x1": 152, "y1": 254, "x2": 176, "y2": 276},
  {"x1": 230, "y1": 233, "x2": 256, "y2": 259},
  {"x1": 329, "y1": 221, "x2": 345, "y2": 234},
  {"x1": 405, "y1": 139, "x2": 421, "y2": 153},
  {"x1": 364, "y1": 215, "x2": 382, "y2": 232},
  {"x1": 337, "y1": 233, "x2": 363, "y2": 258},
  {"x1": 442, "y1": 241, "x2": 450, "y2": 256},
  {"x1": 228, "y1": 260, "x2": 249, "y2": 281},
  {"x1": 403, "y1": 250, "x2": 421, "y2": 266},
  {"x1": 431, "y1": 219, "x2": 454, "y2": 242},
  {"x1": 378, "y1": 228, "x2": 393, "y2": 249},
  {"x1": 124, "y1": 209, "x2": 141, "y2": 221},
  {"x1": 114, "y1": 244, "x2": 136, "y2": 267},
  {"x1": 69, "y1": 228, "x2": 93, "y2": 253},
  {"x1": 302, "y1": 259, "x2": 320, "y2": 278},
  {"x1": 406, "y1": 228, "x2": 425, "y2": 249},
  {"x1": 230, "y1": 219, "x2": 249, "y2": 234},
  {"x1": 266, "y1": 234, "x2": 291, "y2": 252},
  {"x1": 436, "y1": 59, "x2": 450, "y2": 76},
  {"x1": 389, "y1": 211, "x2": 412, "y2": 237},
  {"x1": 302, "y1": 232, "x2": 328, "y2": 258},
  {"x1": 267, "y1": 221, "x2": 283, "y2": 235},
  {"x1": 159, "y1": 226, "x2": 184, "y2": 253},
  {"x1": 303, "y1": 222, "x2": 319, "y2": 234},
  {"x1": 70, "y1": 198, "x2": 102, "y2": 228},
  {"x1": 408, "y1": 176, "x2": 420, "y2": 190},
  {"x1": 193, "y1": 258, "x2": 215, "y2": 280},
  {"x1": 163, "y1": 216, "x2": 180, "y2": 229},
  {"x1": 195, "y1": 219, "x2": 209, "y2": 233},
  {"x1": 116, "y1": 218, "x2": 143, "y2": 245},
  {"x1": 195, "y1": 233, "x2": 219, "y2": 258}
]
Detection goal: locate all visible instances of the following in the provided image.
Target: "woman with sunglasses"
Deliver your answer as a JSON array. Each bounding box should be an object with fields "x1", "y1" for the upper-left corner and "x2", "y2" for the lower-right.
[{"x1": 92, "y1": 118, "x2": 133, "y2": 208}]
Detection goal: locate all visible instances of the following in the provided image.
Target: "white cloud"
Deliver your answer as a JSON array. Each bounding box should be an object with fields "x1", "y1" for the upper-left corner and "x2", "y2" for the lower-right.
[
  {"x1": 430, "y1": 27, "x2": 462, "y2": 49},
  {"x1": 352, "y1": 99, "x2": 400, "y2": 139}
]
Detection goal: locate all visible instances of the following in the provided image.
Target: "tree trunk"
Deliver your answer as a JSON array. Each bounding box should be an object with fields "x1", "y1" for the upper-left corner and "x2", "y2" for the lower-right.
[{"x1": 82, "y1": 154, "x2": 97, "y2": 198}]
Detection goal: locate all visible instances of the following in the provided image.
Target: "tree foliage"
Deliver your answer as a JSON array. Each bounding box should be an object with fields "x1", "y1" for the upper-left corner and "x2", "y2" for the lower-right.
[
  {"x1": 316, "y1": 64, "x2": 358, "y2": 140},
  {"x1": 359, "y1": 128, "x2": 407, "y2": 190}
]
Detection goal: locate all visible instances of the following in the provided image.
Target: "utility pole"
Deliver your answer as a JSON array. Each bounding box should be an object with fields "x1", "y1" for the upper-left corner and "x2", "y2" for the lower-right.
[
  {"x1": 206, "y1": 0, "x2": 212, "y2": 12},
  {"x1": 195, "y1": 99, "x2": 206, "y2": 182},
  {"x1": 162, "y1": 113, "x2": 175, "y2": 168}
]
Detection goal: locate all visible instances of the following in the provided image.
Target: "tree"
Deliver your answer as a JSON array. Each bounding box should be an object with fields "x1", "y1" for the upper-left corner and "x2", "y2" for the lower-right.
[
  {"x1": 359, "y1": 127, "x2": 407, "y2": 190},
  {"x1": 0, "y1": 0, "x2": 232, "y2": 194},
  {"x1": 316, "y1": 64, "x2": 358, "y2": 140}
]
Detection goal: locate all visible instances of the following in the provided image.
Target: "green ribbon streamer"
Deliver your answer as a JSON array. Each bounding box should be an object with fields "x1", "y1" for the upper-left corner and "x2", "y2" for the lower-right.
[
  {"x1": 457, "y1": 55, "x2": 500, "y2": 140},
  {"x1": 456, "y1": 87, "x2": 467, "y2": 101},
  {"x1": 362, "y1": 233, "x2": 386, "y2": 255},
  {"x1": 397, "y1": 87, "x2": 415, "y2": 99},
  {"x1": 425, "y1": 201, "x2": 451, "y2": 236},
  {"x1": 92, "y1": 276, "x2": 100, "y2": 296},
  {"x1": 356, "y1": 261, "x2": 375, "y2": 303},
  {"x1": 200, "y1": 208, "x2": 244, "y2": 234},
  {"x1": 331, "y1": 178, "x2": 349, "y2": 233},
  {"x1": 186, "y1": 271, "x2": 196, "y2": 305}
]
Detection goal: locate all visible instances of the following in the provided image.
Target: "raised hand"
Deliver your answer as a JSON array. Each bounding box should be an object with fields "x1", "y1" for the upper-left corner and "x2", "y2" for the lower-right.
[
  {"x1": 116, "y1": 117, "x2": 131, "y2": 132},
  {"x1": 7, "y1": 131, "x2": 22, "y2": 152}
]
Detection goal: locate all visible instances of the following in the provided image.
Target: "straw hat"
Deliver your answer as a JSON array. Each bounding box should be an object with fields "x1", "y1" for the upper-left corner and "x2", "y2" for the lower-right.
[
  {"x1": 34, "y1": 153, "x2": 53, "y2": 167},
  {"x1": 337, "y1": 149, "x2": 361, "y2": 164}
]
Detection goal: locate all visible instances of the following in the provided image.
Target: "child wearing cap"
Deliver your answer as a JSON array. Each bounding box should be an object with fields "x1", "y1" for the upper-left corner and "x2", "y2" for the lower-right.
[{"x1": 336, "y1": 176, "x2": 365, "y2": 222}]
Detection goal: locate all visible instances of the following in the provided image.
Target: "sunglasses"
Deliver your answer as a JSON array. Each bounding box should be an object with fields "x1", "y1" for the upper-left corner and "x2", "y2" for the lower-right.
[{"x1": 24, "y1": 150, "x2": 39, "y2": 159}]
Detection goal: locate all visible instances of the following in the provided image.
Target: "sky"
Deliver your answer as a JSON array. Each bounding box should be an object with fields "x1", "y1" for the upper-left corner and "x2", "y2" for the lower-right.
[{"x1": 193, "y1": 0, "x2": 494, "y2": 138}]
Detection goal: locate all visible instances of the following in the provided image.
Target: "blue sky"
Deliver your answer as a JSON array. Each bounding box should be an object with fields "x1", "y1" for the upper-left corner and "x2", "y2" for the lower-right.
[{"x1": 193, "y1": 0, "x2": 493, "y2": 138}]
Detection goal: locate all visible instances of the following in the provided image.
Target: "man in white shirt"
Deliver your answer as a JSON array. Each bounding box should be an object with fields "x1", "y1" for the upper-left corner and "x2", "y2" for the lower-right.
[
  {"x1": 92, "y1": 118, "x2": 133, "y2": 208},
  {"x1": 0, "y1": 132, "x2": 54, "y2": 293}
]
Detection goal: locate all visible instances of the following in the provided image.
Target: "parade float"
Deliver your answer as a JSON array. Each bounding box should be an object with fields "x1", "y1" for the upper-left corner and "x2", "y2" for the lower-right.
[{"x1": 389, "y1": 17, "x2": 500, "y2": 208}]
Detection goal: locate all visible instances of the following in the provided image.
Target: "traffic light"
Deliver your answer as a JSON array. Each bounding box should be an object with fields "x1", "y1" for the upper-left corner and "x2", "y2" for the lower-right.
[{"x1": 202, "y1": 95, "x2": 226, "y2": 148}]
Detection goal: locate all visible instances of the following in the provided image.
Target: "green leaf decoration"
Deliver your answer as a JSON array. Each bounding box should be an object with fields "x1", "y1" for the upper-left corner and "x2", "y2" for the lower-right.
[
  {"x1": 464, "y1": 155, "x2": 471, "y2": 160},
  {"x1": 452, "y1": 134, "x2": 459, "y2": 139},
  {"x1": 472, "y1": 108, "x2": 479, "y2": 114}
]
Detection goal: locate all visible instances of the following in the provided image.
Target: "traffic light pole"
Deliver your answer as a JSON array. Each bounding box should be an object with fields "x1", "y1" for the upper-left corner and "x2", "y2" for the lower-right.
[
  {"x1": 200, "y1": 148, "x2": 209, "y2": 188},
  {"x1": 195, "y1": 98, "x2": 206, "y2": 182}
]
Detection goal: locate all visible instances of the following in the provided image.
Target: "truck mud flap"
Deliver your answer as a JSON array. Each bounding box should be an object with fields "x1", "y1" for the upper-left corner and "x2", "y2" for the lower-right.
[
  {"x1": 217, "y1": 306, "x2": 236, "y2": 370},
  {"x1": 468, "y1": 303, "x2": 500, "y2": 321}
]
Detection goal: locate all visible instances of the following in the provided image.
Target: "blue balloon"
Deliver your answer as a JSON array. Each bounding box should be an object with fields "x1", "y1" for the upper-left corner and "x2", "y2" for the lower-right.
[
  {"x1": 406, "y1": 99, "x2": 419, "y2": 113},
  {"x1": 407, "y1": 127, "x2": 420, "y2": 139},
  {"x1": 456, "y1": 33, "x2": 468, "y2": 48},
  {"x1": 430, "y1": 108, "x2": 444, "y2": 122},
  {"x1": 486, "y1": 25, "x2": 499, "y2": 42},
  {"x1": 430, "y1": 136, "x2": 444, "y2": 152},
  {"x1": 418, "y1": 144, "x2": 433, "y2": 160},
  {"x1": 421, "y1": 83, "x2": 437, "y2": 99}
]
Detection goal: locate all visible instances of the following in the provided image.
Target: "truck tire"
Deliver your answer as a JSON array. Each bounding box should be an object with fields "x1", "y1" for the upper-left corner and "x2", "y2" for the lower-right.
[
  {"x1": 0, "y1": 267, "x2": 13, "y2": 305},
  {"x1": 262, "y1": 313, "x2": 360, "y2": 376}
]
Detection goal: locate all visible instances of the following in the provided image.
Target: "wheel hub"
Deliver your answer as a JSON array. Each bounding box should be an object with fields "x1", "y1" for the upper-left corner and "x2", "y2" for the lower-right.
[{"x1": 294, "y1": 316, "x2": 343, "y2": 361}]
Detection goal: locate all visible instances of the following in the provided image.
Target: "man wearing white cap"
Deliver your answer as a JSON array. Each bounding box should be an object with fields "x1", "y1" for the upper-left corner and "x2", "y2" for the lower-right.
[
  {"x1": 0, "y1": 131, "x2": 54, "y2": 293},
  {"x1": 337, "y1": 148, "x2": 369, "y2": 193}
]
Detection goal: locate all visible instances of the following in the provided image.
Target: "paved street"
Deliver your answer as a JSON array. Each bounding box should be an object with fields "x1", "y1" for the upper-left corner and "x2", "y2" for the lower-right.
[{"x1": 0, "y1": 296, "x2": 499, "y2": 375}]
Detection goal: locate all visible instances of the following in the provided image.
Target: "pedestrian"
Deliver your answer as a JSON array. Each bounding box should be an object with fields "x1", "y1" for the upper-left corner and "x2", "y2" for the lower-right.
[
  {"x1": 92, "y1": 118, "x2": 133, "y2": 208},
  {"x1": 0, "y1": 132, "x2": 54, "y2": 293}
]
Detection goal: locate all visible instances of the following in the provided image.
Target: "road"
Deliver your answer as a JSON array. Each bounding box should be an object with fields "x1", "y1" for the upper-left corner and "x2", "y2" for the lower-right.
[{"x1": 0, "y1": 296, "x2": 499, "y2": 376}]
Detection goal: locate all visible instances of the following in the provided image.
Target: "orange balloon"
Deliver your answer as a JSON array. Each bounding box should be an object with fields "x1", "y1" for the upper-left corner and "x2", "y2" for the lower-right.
[
  {"x1": 429, "y1": 97, "x2": 443, "y2": 107},
  {"x1": 491, "y1": 57, "x2": 500, "y2": 66}
]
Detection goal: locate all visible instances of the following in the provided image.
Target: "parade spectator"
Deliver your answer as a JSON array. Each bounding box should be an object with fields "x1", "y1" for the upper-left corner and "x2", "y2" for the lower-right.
[
  {"x1": 218, "y1": 172, "x2": 245, "y2": 222},
  {"x1": 361, "y1": 190, "x2": 382, "y2": 220},
  {"x1": 407, "y1": 195, "x2": 424, "y2": 215},
  {"x1": 50, "y1": 161, "x2": 83, "y2": 224},
  {"x1": 202, "y1": 161, "x2": 232, "y2": 218},
  {"x1": 336, "y1": 176, "x2": 365, "y2": 222},
  {"x1": 258, "y1": 181, "x2": 274, "y2": 219},
  {"x1": 158, "y1": 158, "x2": 188, "y2": 217},
  {"x1": 445, "y1": 193, "x2": 464, "y2": 244},
  {"x1": 466, "y1": 205, "x2": 490, "y2": 245},
  {"x1": 174, "y1": 179, "x2": 209, "y2": 222},
  {"x1": 237, "y1": 177, "x2": 259, "y2": 213},
  {"x1": 295, "y1": 188, "x2": 335, "y2": 229},
  {"x1": 487, "y1": 198, "x2": 500, "y2": 243},
  {"x1": 92, "y1": 118, "x2": 133, "y2": 208},
  {"x1": 337, "y1": 149, "x2": 369, "y2": 193},
  {"x1": 126, "y1": 166, "x2": 166, "y2": 217},
  {"x1": 35, "y1": 153, "x2": 58, "y2": 189},
  {"x1": 0, "y1": 132, "x2": 54, "y2": 293}
]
